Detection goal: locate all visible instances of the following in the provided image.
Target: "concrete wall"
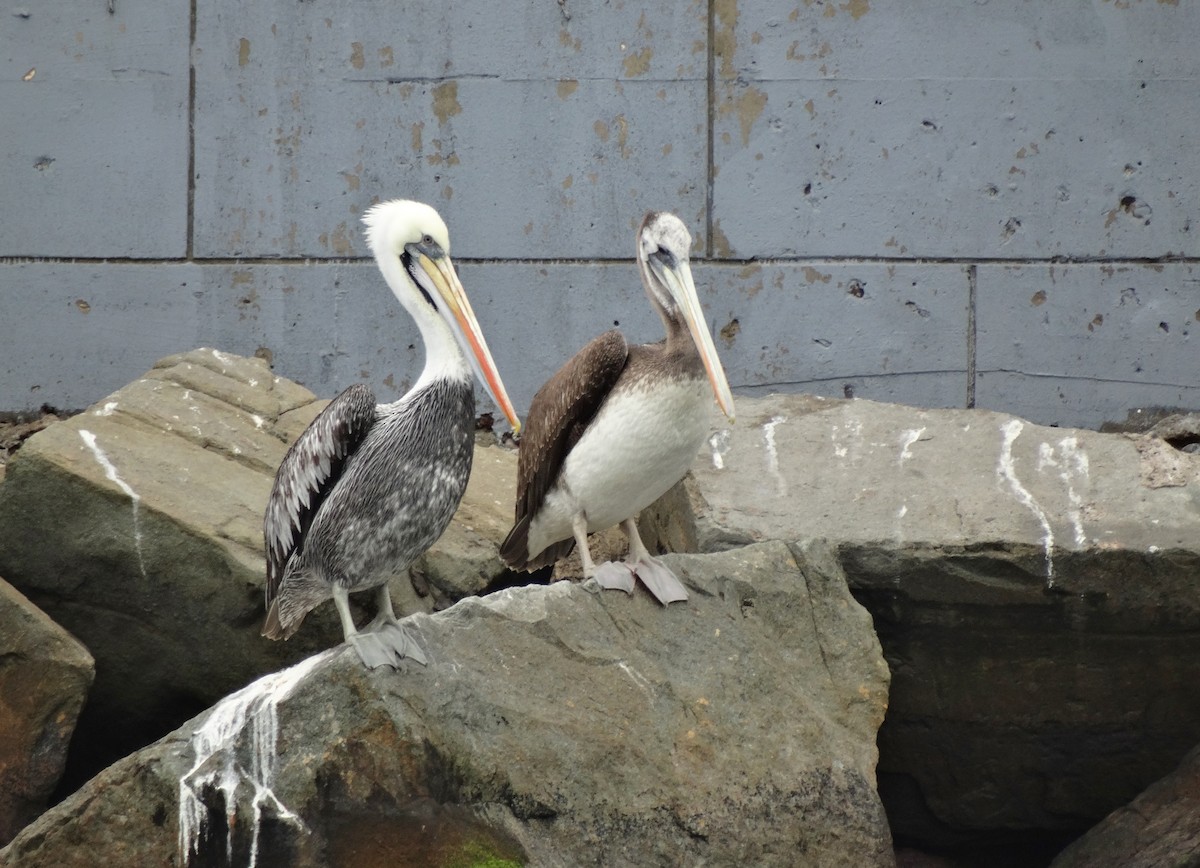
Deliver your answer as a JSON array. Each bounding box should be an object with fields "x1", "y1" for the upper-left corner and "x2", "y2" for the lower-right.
[{"x1": 2, "y1": 0, "x2": 1198, "y2": 429}]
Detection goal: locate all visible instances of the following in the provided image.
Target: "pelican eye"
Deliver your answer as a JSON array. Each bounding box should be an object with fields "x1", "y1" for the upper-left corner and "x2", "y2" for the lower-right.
[{"x1": 653, "y1": 246, "x2": 677, "y2": 268}]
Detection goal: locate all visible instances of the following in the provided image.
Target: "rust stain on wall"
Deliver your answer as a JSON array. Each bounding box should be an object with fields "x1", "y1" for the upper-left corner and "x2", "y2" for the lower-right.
[
  {"x1": 803, "y1": 266, "x2": 832, "y2": 284},
  {"x1": 713, "y1": 0, "x2": 739, "y2": 79},
  {"x1": 787, "y1": 40, "x2": 831, "y2": 62},
  {"x1": 734, "y1": 87, "x2": 767, "y2": 146},
  {"x1": 559, "y1": 28, "x2": 581, "y2": 51},
  {"x1": 614, "y1": 114, "x2": 631, "y2": 158},
  {"x1": 432, "y1": 81, "x2": 462, "y2": 125},
  {"x1": 238, "y1": 38, "x2": 250, "y2": 67},
  {"x1": 841, "y1": 0, "x2": 870, "y2": 19},
  {"x1": 379, "y1": 46, "x2": 394, "y2": 67},
  {"x1": 739, "y1": 263, "x2": 763, "y2": 298},
  {"x1": 411, "y1": 121, "x2": 424, "y2": 153},
  {"x1": 74, "y1": 299, "x2": 91, "y2": 314},
  {"x1": 623, "y1": 46, "x2": 653, "y2": 77},
  {"x1": 557, "y1": 79, "x2": 579, "y2": 99},
  {"x1": 711, "y1": 220, "x2": 732, "y2": 257},
  {"x1": 594, "y1": 119, "x2": 610, "y2": 142},
  {"x1": 1031, "y1": 290, "x2": 1047, "y2": 306},
  {"x1": 319, "y1": 223, "x2": 354, "y2": 255},
  {"x1": 350, "y1": 42, "x2": 365, "y2": 70}
]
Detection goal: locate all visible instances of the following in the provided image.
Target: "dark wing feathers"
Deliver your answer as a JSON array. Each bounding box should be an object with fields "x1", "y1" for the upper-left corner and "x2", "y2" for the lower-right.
[
  {"x1": 263, "y1": 383, "x2": 377, "y2": 605},
  {"x1": 499, "y1": 330, "x2": 628, "y2": 569}
]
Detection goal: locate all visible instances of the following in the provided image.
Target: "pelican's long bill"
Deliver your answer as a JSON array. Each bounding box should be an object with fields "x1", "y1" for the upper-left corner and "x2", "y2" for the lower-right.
[
  {"x1": 654, "y1": 257, "x2": 736, "y2": 422},
  {"x1": 417, "y1": 252, "x2": 522, "y2": 435}
]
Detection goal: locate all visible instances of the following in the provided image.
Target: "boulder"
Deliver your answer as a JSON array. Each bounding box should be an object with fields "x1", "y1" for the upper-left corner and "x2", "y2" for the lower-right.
[
  {"x1": 0, "y1": 577, "x2": 94, "y2": 845},
  {"x1": 1050, "y1": 741, "x2": 1200, "y2": 867},
  {"x1": 1, "y1": 544, "x2": 894, "y2": 868},
  {"x1": 0, "y1": 349, "x2": 519, "y2": 793},
  {"x1": 641, "y1": 393, "x2": 1200, "y2": 847}
]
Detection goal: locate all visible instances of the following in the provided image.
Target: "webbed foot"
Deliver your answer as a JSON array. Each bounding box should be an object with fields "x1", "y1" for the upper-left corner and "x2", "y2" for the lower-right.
[
  {"x1": 632, "y1": 557, "x2": 689, "y2": 605},
  {"x1": 591, "y1": 561, "x2": 637, "y2": 594},
  {"x1": 347, "y1": 622, "x2": 427, "y2": 669},
  {"x1": 376, "y1": 620, "x2": 428, "y2": 666}
]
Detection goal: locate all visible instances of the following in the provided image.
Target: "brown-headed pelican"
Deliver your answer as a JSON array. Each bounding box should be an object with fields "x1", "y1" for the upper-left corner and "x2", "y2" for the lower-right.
[
  {"x1": 500, "y1": 211, "x2": 734, "y2": 604},
  {"x1": 262, "y1": 199, "x2": 520, "y2": 668}
]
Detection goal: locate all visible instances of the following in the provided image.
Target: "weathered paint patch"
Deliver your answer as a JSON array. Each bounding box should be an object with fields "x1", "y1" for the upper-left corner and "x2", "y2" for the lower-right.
[
  {"x1": 623, "y1": 46, "x2": 652, "y2": 77},
  {"x1": 432, "y1": 81, "x2": 462, "y2": 125}
]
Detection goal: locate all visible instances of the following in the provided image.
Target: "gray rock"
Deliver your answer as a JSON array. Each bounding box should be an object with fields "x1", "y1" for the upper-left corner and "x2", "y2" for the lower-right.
[
  {"x1": 0, "y1": 544, "x2": 894, "y2": 868},
  {"x1": 0, "y1": 349, "x2": 520, "y2": 788},
  {"x1": 642, "y1": 393, "x2": 1200, "y2": 844},
  {"x1": 0, "y1": 577, "x2": 94, "y2": 845},
  {"x1": 1050, "y1": 741, "x2": 1200, "y2": 868}
]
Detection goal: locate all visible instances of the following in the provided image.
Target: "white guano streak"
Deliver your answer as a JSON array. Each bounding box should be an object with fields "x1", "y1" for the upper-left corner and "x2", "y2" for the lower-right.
[
  {"x1": 1057, "y1": 437, "x2": 1090, "y2": 548},
  {"x1": 78, "y1": 429, "x2": 147, "y2": 578},
  {"x1": 708, "y1": 429, "x2": 730, "y2": 470},
  {"x1": 898, "y1": 427, "x2": 926, "y2": 463},
  {"x1": 1037, "y1": 437, "x2": 1090, "y2": 549},
  {"x1": 178, "y1": 650, "x2": 332, "y2": 867},
  {"x1": 762, "y1": 415, "x2": 788, "y2": 497},
  {"x1": 998, "y1": 420, "x2": 1055, "y2": 585}
]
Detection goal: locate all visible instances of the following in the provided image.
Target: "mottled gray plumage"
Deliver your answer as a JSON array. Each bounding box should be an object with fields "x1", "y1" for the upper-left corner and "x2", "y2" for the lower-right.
[
  {"x1": 259, "y1": 199, "x2": 519, "y2": 668},
  {"x1": 263, "y1": 378, "x2": 474, "y2": 640}
]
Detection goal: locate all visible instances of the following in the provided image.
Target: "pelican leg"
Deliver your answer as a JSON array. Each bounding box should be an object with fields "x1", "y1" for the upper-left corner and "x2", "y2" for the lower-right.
[
  {"x1": 621, "y1": 518, "x2": 689, "y2": 606},
  {"x1": 371, "y1": 584, "x2": 428, "y2": 666},
  {"x1": 577, "y1": 512, "x2": 635, "y2": 594},
  {"x1": 334, "y1": 584, "x2": 426, "y2": 669},
  {"x1": 366, "y1": 583, "x2": 399, "y2": 630}
]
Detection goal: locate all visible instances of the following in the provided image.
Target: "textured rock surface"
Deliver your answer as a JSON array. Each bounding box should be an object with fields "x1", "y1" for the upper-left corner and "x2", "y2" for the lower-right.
[
  {"x1": 0, "y1": 349, "x2": 519, "y2": 791},
  {"x1": 1, "y1": 544, "x2": 894, "y2": 868},
  {"x1": 642, "y1": 393, "x2": 1200, "y2": 846},
  {"x1": 0, "y1": 577, "x2": 94, "y2": 845},
  {"x1": 1050, "y1": 741, "x2": 1200, "y2": 868}
]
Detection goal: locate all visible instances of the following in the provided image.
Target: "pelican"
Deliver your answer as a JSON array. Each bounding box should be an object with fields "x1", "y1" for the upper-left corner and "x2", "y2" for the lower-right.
[
  {"x1": 262, "y1": 199, "x2": 520, "y2": 668},
  {"x1": 500, "y1": 211, "x2": 734, "y2": 604}
]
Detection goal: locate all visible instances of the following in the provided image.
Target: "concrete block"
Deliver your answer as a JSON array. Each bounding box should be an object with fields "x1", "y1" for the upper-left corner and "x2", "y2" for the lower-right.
[
  {"x1": 2, "y1": 257, "x2": 970, "y2": 418},
  {"x1": 711, "y1": 1, "x2": 1199, "y2": 259},
  {"x1": 1, "y1": 264, "x2": 204, "y2": 410},
  {"x1": 694, "y1": 262, "x2": 969, "y2": 409},
  {"x1": 720, "y1": 1, "x2": 1197, "y2": 84},
  {"x1": 712, "y1": 77, "x2": 1196, "y2": 260},
  {"x1": 193, "y1": 1, "x2": 707, "y2": 258},
  {"x1": 0, "y1": 261, "x2": 653, "y2": 418},
  {"x1": 976, "y1": 263, "x2": 1200, "y2": 428},
  {"x1": 0, "y1": 0, "x2": 189, "y2": 257}
]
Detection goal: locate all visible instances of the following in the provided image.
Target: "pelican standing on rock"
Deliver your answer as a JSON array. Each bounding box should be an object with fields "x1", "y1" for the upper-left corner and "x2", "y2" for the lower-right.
[
  {"x1": 500, "y1": 211, "x2": 735, "y2": 604},
  {"x1": 262, "y1": 199, "x2": 520, "y2": 668}
]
